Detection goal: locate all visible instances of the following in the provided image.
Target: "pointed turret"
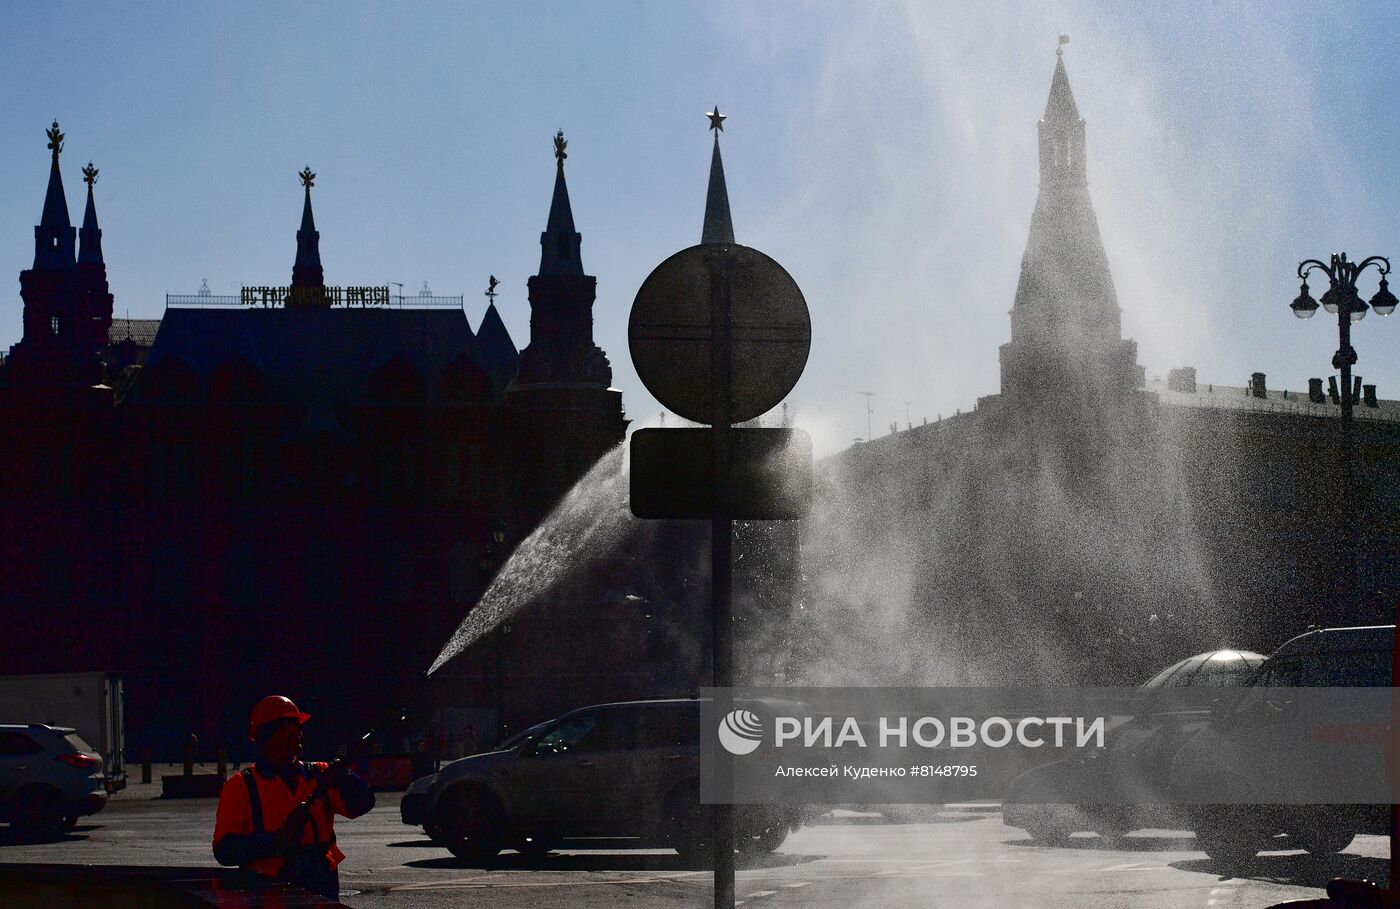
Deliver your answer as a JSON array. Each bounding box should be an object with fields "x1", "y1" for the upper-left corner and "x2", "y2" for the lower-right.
[
  {"x1": 290, "y1": 166, "x2": 325, "y2": 300},
  {"x1": 518, "y1": 133, "x2": 612, "y2": 388},
  {"x1": 510, "y1": 135, "x2": 626, "y2": 518},
  {"x1": 1036, "y1": 40, "x2": 1087, "y2": 187},
  {"x1": 34, "y1": 121, "x2": 76, "y2": 271},
  {"x1": 538, "y1": 131, "x2": 584, "y2": 276},
  {"x1": 14, "y1": 121, "x2": 112, "y2": 386},
  {"x1": 701, "y1": 107, "x2": 735, "y2": 244},
  {"x1": 477, "y1": 300, "x2": 521, "y2": 393},
  {"x1": 1043, "y1": 52, "x2": 1081, "y2": 123},
  {"x1": 78, "y1": 162, "x2": 103, "y2": 265},
  {"x1": 998, "y1": 40, "x2": 1143, "y2": 409}
]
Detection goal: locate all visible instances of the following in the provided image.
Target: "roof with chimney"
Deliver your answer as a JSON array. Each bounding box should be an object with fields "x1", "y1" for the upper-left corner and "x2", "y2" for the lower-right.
[{"x1": 1148, "y1": 375, "x2": 1400, "y2": 424}]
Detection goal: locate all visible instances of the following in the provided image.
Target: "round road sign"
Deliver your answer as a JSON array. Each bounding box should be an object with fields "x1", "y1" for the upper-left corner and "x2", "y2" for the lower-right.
[{"x1": 628, "y1": 243, "x2": 811, "y2": 425}]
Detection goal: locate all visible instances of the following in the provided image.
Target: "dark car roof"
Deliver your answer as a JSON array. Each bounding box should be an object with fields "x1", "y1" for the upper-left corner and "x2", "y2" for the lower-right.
[
  {"x1": 1271, "y1": 624, "x2": 1395, "y2": 658},
  {"x1": 1139, "y1": 650, "x2": 1266, "y2": 689}
]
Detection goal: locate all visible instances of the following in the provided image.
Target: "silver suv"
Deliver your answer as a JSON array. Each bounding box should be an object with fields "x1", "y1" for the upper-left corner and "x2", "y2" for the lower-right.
[
  {"x1": 0, "y1": 724, "x2": 108, "y2": 839},
  {"x1": 417, "y1": 699, "x2": 801, "y2": 863},
  {"x1": 1169, "y1": 625, "x2": 1392, "y2": 864}
]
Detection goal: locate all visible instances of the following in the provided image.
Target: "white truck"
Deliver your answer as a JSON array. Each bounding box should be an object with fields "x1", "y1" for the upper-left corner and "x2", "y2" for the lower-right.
[{"x1": 0, "y1": 672, "x2": 126, "y2": 790}]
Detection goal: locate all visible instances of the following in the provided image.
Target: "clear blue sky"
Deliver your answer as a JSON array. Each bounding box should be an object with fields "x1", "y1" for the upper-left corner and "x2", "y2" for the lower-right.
[{"x1": 4, "y1": 2, "x2": 1399, "y2": 454}]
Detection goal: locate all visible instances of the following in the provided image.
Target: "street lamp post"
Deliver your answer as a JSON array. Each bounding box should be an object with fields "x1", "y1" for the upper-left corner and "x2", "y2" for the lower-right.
[
  {"x1": 1289, "y1": 252, "x2": 1396, "y2": 608},
  {"x1": 1289, "y1": 251, "x2": 1397, "y2": 888}
]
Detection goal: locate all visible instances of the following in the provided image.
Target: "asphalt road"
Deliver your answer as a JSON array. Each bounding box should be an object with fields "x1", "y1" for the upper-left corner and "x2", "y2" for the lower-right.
[{"x1": 0, "y1": 790, "x2": 1390, "y2": 908}]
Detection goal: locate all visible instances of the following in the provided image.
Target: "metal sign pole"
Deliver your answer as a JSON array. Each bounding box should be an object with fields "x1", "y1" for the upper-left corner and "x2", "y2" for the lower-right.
[
  {"x1": 711, "y1": 249, "x2": 736, "y2": 909},
  {"x1": 627, "y1": 238, "x2": 809, "y2": 909}
]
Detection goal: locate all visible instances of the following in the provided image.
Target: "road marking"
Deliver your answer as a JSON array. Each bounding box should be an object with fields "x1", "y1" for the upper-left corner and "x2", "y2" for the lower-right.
[
  {"x1": 1097, "y1": 861, "x2": 1165, "y2": 872},
  {"x1": 748, "y1": 890, "x2": 779, "y2": 898},
  {"x1": 391, "y1": 877, "x2": 683, "y2": 891},
  {"x1": 781, "y1": 882, "x2": 812, "y2": 888}
]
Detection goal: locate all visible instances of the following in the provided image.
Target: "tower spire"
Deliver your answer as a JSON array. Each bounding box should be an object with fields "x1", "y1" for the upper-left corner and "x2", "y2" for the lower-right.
[
  {"x1": 34, "y1": 120, "x2": 76, "y2": 271},
  {"x1": 538, "y1": 130, "x2": 583, "y2": 276},
  {"x1": 1037, "y1": 41, "x2": 1085, "y2": 187},
  {"x1": 79, "y1": 162, "x2": 104, "y2": 265},
  {"x1": 518, "y1": 130, "x2": 610, "y2": 389},
  {"x1": 701, "y1": 106, "x2": 735, "y2": 244},
  {"x1": 998, "y1": 42, "x2": 1143, "y2": 409},
  {"x1": 291, "y1": 165, "x2": 325, "y2": 298},
  {"x1": 1044, "y1": 36, "x2": 1081, "y2": 124}
]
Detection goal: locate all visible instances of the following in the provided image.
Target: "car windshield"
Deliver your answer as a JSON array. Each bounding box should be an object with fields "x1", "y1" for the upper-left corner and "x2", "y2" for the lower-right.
[
  {"x1": 531, "y1": 715, "x2": 599, "y2": 755},
  {"x1": 496, "y1": 723, "x2": 548, "y2": 751}
]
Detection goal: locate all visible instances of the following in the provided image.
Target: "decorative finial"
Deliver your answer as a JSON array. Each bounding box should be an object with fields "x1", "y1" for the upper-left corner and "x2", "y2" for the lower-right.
[
  {"x1": 46, "y1": 120, "x2": 65, "y2": 162},
  {"x1": 706, "y1": 106, "x2": 726, "y2": 134},
  {"x1": 82, "y1": 162, "x2": 99, "y2": 187},
  {"x1": 553, "y1": 130, "x2": 567, "y2": 166},
  {"x1": 1057, "y1": 34, "x2": 1069, "y2": 56},
  {"x1": 299, "y1": 166, "x2": 316, "y2": 190},
  {"x1": 485, "y1": 275, "x2": 499, "y2": 304}
]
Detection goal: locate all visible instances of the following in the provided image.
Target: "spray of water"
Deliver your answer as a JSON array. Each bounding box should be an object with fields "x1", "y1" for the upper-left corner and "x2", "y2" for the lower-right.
[{"x1": 429, "y1": 442, "x2": 630, "y2": 675}]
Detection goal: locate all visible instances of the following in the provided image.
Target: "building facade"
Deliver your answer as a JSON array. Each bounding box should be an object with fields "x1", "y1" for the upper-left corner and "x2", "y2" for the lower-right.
[{"x1": 0, "y1": 126, "x2": 627, "y2": 754}]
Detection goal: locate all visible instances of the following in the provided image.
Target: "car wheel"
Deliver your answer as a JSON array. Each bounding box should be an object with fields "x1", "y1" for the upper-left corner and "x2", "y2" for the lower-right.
[
  {"x1": 665, "y1": 790, "x2": 708, "y2": 865},
  {"x1": 10, "y1": 787, "x2": 65, "y2": 840},
  {"x1": 435, "y1": 786, "x2": 504, "y2": 864},
  {"x1": 1194, "y1": 810, "x2": 1263, "y2": 867},
  {"x1": 423, "y1": 818, "x2": 449, "y2": 843},
  {"x1": 741, "y1": 821, "x2": 789, "y2": 855},
  {"x1": 1019, "y1": 807, "x2": 1071, "y2": 845},
  {"x1": 1291, "y1": 825, "x2": 1354, "y2": 855},
  {"x1": 1091, "y1": 808, "x2": 1132, "y2": 846},
  {"x1": 61, "y1": 815, "x2": 79, "y2": 833}
]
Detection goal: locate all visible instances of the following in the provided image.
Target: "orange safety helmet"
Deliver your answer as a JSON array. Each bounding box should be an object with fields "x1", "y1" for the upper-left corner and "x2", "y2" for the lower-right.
[{"x1": 248, "y1": 695, "x2": 312, "y2": 740}]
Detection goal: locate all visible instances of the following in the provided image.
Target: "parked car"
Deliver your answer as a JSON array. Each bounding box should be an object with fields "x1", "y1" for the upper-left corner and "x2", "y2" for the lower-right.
[
  {"x1": 0, "y1": 672, "x2": 126, "y2": 790},
  {"x1": 1169, "y1": 625, "x2": 1393, "y2": 865},
  {"x1": 411, "y1": 699, "x2": 801, "y2": 863},
  {"x1": 1003, "y1": 648, "x2": 1265, "y2": 843},
  {"x1": 0, "y1": 724, "x2": 108, "y2": 838},
  {"x1": 402, "y1": 720, "x2": 553, "y2": 842}
]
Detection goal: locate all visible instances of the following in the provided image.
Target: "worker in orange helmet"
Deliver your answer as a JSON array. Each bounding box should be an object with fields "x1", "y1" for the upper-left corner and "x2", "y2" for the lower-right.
[{"x1": 212, "y1": 696, "x2": 375, "y2": 900}]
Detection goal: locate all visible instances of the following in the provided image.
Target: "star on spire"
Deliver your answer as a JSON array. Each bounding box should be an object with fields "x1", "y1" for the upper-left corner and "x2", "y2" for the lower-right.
[
  {"x1": 299, "y1": 166, "x2": 316, "y2": 190},
  {"x1": 1057, "y1": 33, "x2": 1069, "y2": 56},
  {"x1": 46, "y1": 120, "x2": 65, "y2": 162},
  {"x1": 553, "y1": 130, "x2": 567, "y2": 166},
  {"x1": 706, "y1": 106, "x2": 726, "y2": 134},
  {"x1": 82, "y1": 162, "x2": 99, "y2": 187}
]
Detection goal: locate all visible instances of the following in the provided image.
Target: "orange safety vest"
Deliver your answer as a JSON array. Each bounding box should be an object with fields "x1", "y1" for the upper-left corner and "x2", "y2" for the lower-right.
[{"x1": 213, "y1": 761, "x2": 349, "y2": 877}]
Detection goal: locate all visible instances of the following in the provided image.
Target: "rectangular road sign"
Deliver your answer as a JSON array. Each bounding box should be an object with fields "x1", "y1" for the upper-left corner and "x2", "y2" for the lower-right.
[{"x1": 629, "y1": 428, "x2": 812, "y2": 520}]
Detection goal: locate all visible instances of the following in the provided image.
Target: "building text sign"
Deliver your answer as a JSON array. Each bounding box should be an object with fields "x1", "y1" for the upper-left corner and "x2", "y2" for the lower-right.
[{"x1": 240, "y1": 286, "x2": 392, "y2": 308}]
